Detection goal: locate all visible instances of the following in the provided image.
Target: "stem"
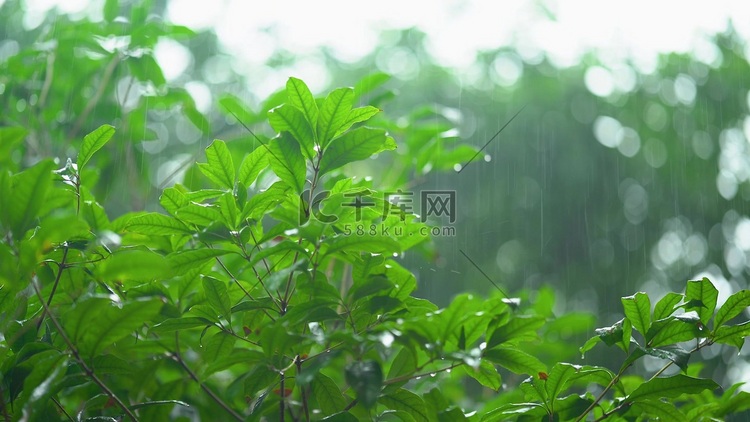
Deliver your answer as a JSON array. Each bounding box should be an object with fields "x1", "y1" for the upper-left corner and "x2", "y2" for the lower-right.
[
  {"x1": 280, "y1": 371, "x2": 286, "y2": 422},
  {"x1": 172, "y1": 333, "x2": 244, "y2": 421},
  {"x1": 574, "y1": 364, "x2": 629, "y2": 422},
  {"x1": 51, "y1": 396, "x2": 75, "y2": 422},
  {"x1": 281, "y1": 150, "x2": 323, "y2": 311},
  {"x1": 69, "y1": 53, "x2": 121, "y2": 139},
  {"x1": 38, "y1": 50, "x2": 55, "y2": 108},
  {"x1": 578, "y1": 340, "x2": 710, "y2": 421},
  {"x1": 36, "y1": 244, "x2": 69, "y2": 331},
  {"x1": 31, "y1": 278, "x2": 139, "y2": 421},
  {"x1": 343, "y1": 398, "x2": 358, "y2": 411},
  {"x1": 592, "y1": 402, "x2": 631, "y2": 422},
  {"x1": 296, "y1": 356, "x2": 310, "y2": 422},
  {"x1": 384, "y1": 362, "x2": 462, "y2": 385}
]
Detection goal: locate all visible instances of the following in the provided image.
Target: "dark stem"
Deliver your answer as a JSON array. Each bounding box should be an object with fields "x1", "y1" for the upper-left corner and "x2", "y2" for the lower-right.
[
  {"x1": 51, "y1": 396, "x2": 75, "y2": 421},
  {"x1": 36, "y1": 244, "x2": 69, "y2": 331},
  {"x1": 280, "y1": 371, "x2": 285, "y2": 422},
  {"x1": 384, "y1": 362, "x2": 461, "y2": 386},
  {"x1": 31, "y1": 278, "x2": 139, "y2": 421},
  {"x1": 172, "y1": 333, "x2": 244, "y2": 421},
  {"x1": 296, "y1": 356, "x2": 310, "y2": 422}
]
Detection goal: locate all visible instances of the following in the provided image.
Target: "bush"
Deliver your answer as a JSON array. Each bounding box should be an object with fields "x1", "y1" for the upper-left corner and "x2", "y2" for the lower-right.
[{"x1": 2, "y1": 76, "x2": 750, "y2": 421}]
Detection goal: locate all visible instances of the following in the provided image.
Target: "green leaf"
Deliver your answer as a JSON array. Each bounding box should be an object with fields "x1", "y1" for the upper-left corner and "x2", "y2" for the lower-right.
[
  {"x1": 159, "y1": 186, "x2": 189, "y2": 216},
  {"x1": 594, "y1": 318, "x2": 629, "y2": 352},
  {"x1": 653, "y1": 292, "x2": 684, "y2": 320},
  {"x1": 97, "y1": 249, "x2": 169, "y2": 282},
  {"x1": 318, "y1": 87, "x2": 354, "y2": 147},
  {"x1": 319, "y1": 127, "x2": 396, "y2": 175},
  {"x1": 482, "y1": 346, "x2": 546, "y2": 376},
  {"x1": 713, "y1": 321, "x2": 750, "y2": 350},
  {"x1": 380, "y1": 388, "x2": 429, "y2": 422},
  {"x1": 323, "y1": 234, "x2": 401, "y2": 257},
  {"x1": 630, "y1": 399, "x2": 686, "y2": 422},
  {"x1": 129, "y1": 54, "x2": 166, "y2": 87},
  {"x1": 91, "y1": 354, "x2": 132, "y2": 375},
  {"x1": 202, "y1": 276, "x2": 232, "y2": 322},
  {"x1": 238, "y1": 146, "x2": 269, "y2": 187},
  {"x1": 245, "y1": 240, "x2": 309, "y2": 268},
  {"x1": 218, "y1": 193, "x2": 239, "y2": 229},
  {"x1": 269, "y1": 104, "x2": 316, "y2": 160},
  {"x1": 685, "y1": 277, "x2": 718, "y2": 325},
  {"x1": 6, "y1": 160, "x2": 54, "y2": 237},
  {"x1": 546, "y1": 363, "x2": 578, "y2": 401},
  {"x1": 350, "y1": 275, "x2": 394, "y2": 302},
  {"x1": 487, "y1": 315, "x2": 544, "y2": 349},
  {"x1": 626, "y1": 374, "x2": 719, "y2": 402},
  {"x1": 0, "y1": 127, "x2": 26, "y2": 166},
  {"x1": 244, "y1": 365, "x2": 278, "y2": 397},
  {"x1": 204, "y1": 349, "x2": 264, "y2": 375},
  {"x1": 387, "y1": 347, "x2": 417, "y2": 380},
  {"x1": 345, "y1": 360, "x2": 383, "y2": 409},
  {"x1": 184, "y1": 103, "x2": 210, "y2": 136},
  {"x1": 334, "y1": 106, "x2": 381, "y2": 138},
  {"x1": 168, "y1": 249, "x2": 233, "y2": 274},
  {"x1": 647, "y1": 318, "x2": 700, "y2": 347},
  {"x1": 519, "y1": 376, "x2": 547, "y2": 403},
  {"x1": 203, "y1": 331, "x2": 235, "y2": 361},
  {"x1": 126, "y1": 212, "x2": 192, "y2": 235},
  {"x1": 19, "y1": 351, "x2": 67, "y2": 416},
  {"x1": 313, "y1": 373, "x2": 347, "y2": 415},
  {"x1": 578, "y1": 336, "x2": 601, "y2": 358},
  {"x1": 283, "y1": 299, "x2": 341, "y2": 325},
  {"x1": 464, "y1": 360, "x2": 502, "y2": 390},
  {"x1": 481, "y1": 403, "x2": 547, "y2": 421},
  {"x1": 715, "y1": 290, "x2": 750, "y2": 328},
  {"x1": 198, "y1": 140, "x2": 235, "y2": 190},
  {"x1": 267, "y1": 134, "x2": 307, "y2": 193},
  {"x1": 259, "y1": 319, "x2": 304, "y2": 356},
  {"x1": 286, "y1": 77, "x2": 319, "y2": 135},
  {"x1": 64, "y1": 297, "x2": 163, "y2": 358},
  {"x1": 150, "y1": 317, "x2": 211, "y2": 332},
  {"x1": 80, "y1": 193, "x2": 110, "y2": 231},
  {"x1": 78, "y1": 124, "x2": 115, "y2": 170},
  {"x1": 566, "y1": 366, "x2": 614, "y2": 388},
  {"x1": 176, "y1": 202, "x2": 223, "y2": 227},
  {"x1": 353, "y1": 72, "x2": 391, "y2": 98},
  {"x1": 622, "y1": 292, "x2": 651, "y2": 335},
  {"x1": 637, "y1": 345, "x2": 691, "y2": 372},
  {"x1": 219, "y1": 94, "x2": 256, "y2": 125}
]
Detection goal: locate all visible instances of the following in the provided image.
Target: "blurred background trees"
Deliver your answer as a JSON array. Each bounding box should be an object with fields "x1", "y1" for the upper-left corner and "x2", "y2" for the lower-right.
[{"x1": 2, "y1": 0, "x2": 750, "y2": 388}]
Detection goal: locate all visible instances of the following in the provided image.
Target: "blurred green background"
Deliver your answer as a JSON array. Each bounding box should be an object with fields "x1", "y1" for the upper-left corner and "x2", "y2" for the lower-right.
[{"x1": 3, "y1": 0, "x2": 750, "y2": 388}]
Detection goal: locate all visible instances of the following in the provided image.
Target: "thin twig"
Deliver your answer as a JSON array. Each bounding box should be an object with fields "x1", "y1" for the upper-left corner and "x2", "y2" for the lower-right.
[
  {"x1": 574, "y1": 366, "x2": 626, "y2": 422},
  {"x1": 38, "y1": 50, "x2": 56, "y2": 108},
  {"x1": 172, "y1": 333, "x2": 244, "y2": 421},
  {"x1": 31, "y1": 277, "x2": 139, "y2": 421},
  {"x1": 69, "y1": 53, "x2": 122, "y2": 139},
  {"x1": 296, "y1": 356, "x2": 310, "y2": 422},
  {"x1": 51, "y1": 396, "x2": 75, "y2": 421},
  {"x1": 36, "y1": 244, "x2": 69, "y2": 331},
  {"x1": 384, "y1": 362, "x2": 461, "y2": 386},
  {"x1": 280, "y1": 371, "x2": 286, "y2": 422}
]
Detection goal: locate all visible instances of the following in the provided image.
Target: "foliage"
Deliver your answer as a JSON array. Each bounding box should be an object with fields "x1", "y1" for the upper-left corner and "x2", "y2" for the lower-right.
[
  {"x1": 3, "y1": 1, "x2": 750, "y2": 420},
  {"x1": 2, "y1": 72, "x2": 750, "y2": 420}
]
